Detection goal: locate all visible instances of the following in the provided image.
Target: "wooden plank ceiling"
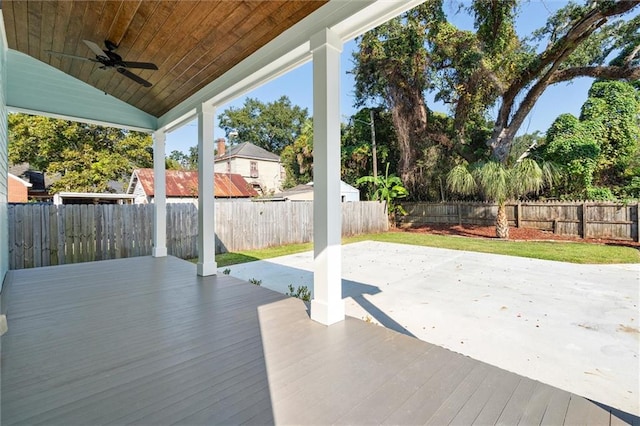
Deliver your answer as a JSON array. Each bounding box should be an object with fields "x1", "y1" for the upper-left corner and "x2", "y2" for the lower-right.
[{"x1": 2, "y1": 0, "x2": 327, "y2": 118}]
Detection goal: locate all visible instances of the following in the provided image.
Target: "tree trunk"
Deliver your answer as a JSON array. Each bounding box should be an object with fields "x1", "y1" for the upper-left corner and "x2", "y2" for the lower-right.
[
  {"x1": 387, "y1": 79, "x2": 428, "y2": 196},
  {"x1": 495, "y1": 202, "x2": 509, "y2": 239}
]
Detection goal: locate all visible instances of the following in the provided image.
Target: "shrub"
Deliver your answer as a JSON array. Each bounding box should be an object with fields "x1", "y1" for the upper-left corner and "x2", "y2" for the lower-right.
[
  {"x1": 586, "y1": 186, "x2": 615, "y2": 200},
  {"x1": 286, "y1": 284, "x2": 311, "y2": 302}
]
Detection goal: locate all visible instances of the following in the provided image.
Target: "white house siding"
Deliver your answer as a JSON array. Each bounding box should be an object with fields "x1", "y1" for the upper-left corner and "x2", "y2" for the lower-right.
[
  {"x1": 165, "y1": 198, "x2": 197, "y2": 204},
  {"x1": 131, "y1": 180, "x2": 150, "y2": 204},
  {"x1": 221, "y1": 157, "x2": 282, "y2": 195},
  {"x1": 0, "y1": 22, "x2": 9, "y2": 284}
]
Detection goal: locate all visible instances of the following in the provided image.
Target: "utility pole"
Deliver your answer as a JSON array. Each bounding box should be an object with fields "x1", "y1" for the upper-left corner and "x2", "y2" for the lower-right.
[
  {"x1": 351, "y1": 111, "x2": 378, "y2": 181},
  {"x1": 369, "y1": 109, "x2": 377, "y2": 180}
]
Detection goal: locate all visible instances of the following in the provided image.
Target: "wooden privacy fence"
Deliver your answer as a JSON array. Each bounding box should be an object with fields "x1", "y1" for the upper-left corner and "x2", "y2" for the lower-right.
[
  {"x1": 8, "y1": 201, "x2": 388, "y2": 270},
  {"x1": 400, "y1": 201, "x2": 640, "y2": 241}
]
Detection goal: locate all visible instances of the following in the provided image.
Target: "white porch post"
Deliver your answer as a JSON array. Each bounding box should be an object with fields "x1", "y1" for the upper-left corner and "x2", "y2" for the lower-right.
[
  {"x1": 152, "y1": 130, "x2": 167, "y2": 257},
  {"x1": 310, "y1": 28, "x2": 344, "y2": 325},
  {"x1": 197, "y1": 103, "x2": 217, "y2": 276}
]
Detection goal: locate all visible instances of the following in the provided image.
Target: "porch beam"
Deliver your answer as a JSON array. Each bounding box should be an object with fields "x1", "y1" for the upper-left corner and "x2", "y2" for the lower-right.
[
  {"x1": 197, "y1": 103, "x2": 217, "y2": 276},
  {"x1": 152, "y1": 130, "x2": 167, "y2": 257},
  {"x1": 310, "y1": 28, "x2": 344, "y2": 326}
]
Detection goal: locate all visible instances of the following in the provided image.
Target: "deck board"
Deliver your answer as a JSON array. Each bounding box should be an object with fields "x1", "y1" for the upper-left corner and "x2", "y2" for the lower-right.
[
  {"x1": 424, "y1": 363, "x2": 493, "y2": 425},
  {"x1": 449, "y1": 366, "x2": 515, "y2": 424},
  {"x1": 1, "y1": 256, "x2": 636, "y2": 425}
]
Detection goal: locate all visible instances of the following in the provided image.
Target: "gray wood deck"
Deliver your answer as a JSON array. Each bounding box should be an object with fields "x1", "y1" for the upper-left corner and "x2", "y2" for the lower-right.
[{"x1": 1, "y1": 256, "x2": 637, "y2": 425}]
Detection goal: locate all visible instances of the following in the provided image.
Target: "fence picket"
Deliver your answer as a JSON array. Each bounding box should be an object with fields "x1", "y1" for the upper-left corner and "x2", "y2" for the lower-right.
[
  {"x1": 64, "y1": 206, "x2": 73, "y2": 263},
  {"x1": 23, "y1": 205, "x2": 34, "y2": 268},
  {"x1": 41, "y1": 205, "x2": 50, "y2": 267},
  {"x1": 32, "y1": 205, "x2": 42, "y2": 268},
  {"x1": 8, "y1": 205, "x2": 17, "y2": 269},
  {"x1": 56, "y1": 205, "x2": 65, "y2": 265}
]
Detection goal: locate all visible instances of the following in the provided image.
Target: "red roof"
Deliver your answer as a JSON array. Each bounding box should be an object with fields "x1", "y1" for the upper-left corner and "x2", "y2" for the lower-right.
[{"x1": 133, "y1": 169, "x2": 258, "y2": 198}]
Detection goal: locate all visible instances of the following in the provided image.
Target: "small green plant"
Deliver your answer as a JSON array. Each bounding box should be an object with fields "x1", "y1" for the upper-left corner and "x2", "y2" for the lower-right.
[
  {"x1": 356, "y1": 162, "x2": 409, "y2": 225},
  {"x1": 222, "y1": 268, "x2": 231, "y2": 275},
  {"x1": 286, "y1": 284, "x2": 311, "y2": 302},
  {"x1": 248, "y1": 278, "x2": 262, "y2": 286}
]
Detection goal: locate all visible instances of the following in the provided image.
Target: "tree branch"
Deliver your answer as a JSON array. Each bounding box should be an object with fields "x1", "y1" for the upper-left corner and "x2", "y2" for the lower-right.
[
  {"x1": 510, "y1": 1, "x2": 637, "y2": 94},
  {"x1": 486, "y1": 3, "x2": 640, "y2": 160},
  {"x1": 427, "y1": 131, "x2": 475, "y2": 163},
  {"x1": 551, "y1": 65, "x2": 640, "y2": 83},
  {"x1": 624, "y1": 43, "x2": 640, "y2": 65}
]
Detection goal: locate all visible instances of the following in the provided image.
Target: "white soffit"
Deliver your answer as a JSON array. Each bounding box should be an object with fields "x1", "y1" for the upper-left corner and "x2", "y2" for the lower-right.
[
  {"x1": 6, "y1": 50, "x2": 157, "y2": 131},
  {"x1": 157, "y1": 0, "x2": 426, "y2": 130}
]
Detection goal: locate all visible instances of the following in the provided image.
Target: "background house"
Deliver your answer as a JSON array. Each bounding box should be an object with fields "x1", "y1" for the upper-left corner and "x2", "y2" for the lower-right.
[
  {"x1": 270, "y1": 181, "x2": 360, "y2": 202},
  {"x1": 214, "y1": 139, "x2": 283, "y2": 195},
  {"x1": 127, "y1": 168, "x2": 257, "y2": 204},
  {"x1": 7, "y1": 173, "x2": 31, "y2": 203},
  {"x1": 8, "y1": 163, "x2": 56, "y2": 202}
]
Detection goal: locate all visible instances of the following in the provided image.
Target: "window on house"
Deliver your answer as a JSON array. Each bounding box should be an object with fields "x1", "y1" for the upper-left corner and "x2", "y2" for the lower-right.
[
  {"x1": 250, "y1": 161, "x2": 259, "y2": 178},
  {"x1": 226, "y1": 161, "x2": 231, "y2": 174}
]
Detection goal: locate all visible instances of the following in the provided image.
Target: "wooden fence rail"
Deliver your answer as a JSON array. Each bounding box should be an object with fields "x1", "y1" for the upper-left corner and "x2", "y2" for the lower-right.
[
  {"x1": 400, "y1": 201, "x2": 640, "y2": 242},
  {"x1": 8, "y1": 201, "x2": 388, "y2": 270}
]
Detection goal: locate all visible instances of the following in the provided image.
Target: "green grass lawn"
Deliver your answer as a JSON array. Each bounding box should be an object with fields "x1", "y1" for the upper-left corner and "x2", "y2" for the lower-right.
[
  {"x1": 209, "y1": 231, "x2": 639, "y2": 267},
  {"x1": 214, "y1": 241, "x2": 313, "y2": 267}
]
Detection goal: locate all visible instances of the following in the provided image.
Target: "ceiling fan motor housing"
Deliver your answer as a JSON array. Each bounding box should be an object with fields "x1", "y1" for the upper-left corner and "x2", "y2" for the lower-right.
[{"x1": 101, "y1": 50, "x2": 124, "y2": 67}]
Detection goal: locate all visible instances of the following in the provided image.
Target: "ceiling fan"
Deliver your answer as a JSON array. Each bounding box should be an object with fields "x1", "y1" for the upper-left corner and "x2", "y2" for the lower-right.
[{"x1": 46, "y1": 40, "x2": 158, "y2": 88}]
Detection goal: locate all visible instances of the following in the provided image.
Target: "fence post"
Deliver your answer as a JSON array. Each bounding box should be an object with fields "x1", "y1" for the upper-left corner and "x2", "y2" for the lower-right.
[
  {"x1": 516, "y1": 202, "x2": 522, "y2": 228},
  {"x1": 457, "y1": 203, "x2": 462, "y2": 226},
  {"x1": 637, "y1": 203, "x2": 640, "y2": 242},
  {"x1": 581, "y1": 202, "x2": 588, "y2": 238}
]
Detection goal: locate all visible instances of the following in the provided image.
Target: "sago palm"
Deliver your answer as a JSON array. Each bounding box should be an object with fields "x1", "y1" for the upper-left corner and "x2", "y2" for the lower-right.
[{"x1": 446, "y1": 159, "x2": 559, "y2": 239}]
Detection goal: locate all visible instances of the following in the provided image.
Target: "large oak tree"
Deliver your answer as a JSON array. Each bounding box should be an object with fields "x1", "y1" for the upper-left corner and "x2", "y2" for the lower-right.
[{"x1": 353, "y1": 0, "x2": 640, "y2": 197}]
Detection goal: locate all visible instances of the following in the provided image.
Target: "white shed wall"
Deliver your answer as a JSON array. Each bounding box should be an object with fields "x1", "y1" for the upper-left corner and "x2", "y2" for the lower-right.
[{"x1": 131, "y1": 180, "x2": 150, "y2": 204}]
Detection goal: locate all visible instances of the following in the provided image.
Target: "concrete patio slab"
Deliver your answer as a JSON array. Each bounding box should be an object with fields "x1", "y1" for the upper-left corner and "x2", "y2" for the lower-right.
[{"x1": 223, "y1": 240, "x2": 640, "y2": 416}]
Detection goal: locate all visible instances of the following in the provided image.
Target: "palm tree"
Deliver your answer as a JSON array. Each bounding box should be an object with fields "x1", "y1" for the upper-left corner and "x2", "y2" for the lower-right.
[{"x1": 446, "y1": 159, "x2": 559, "y2": 239}]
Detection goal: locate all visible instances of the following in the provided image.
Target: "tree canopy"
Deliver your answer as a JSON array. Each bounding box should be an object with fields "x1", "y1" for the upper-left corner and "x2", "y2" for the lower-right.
[
  {"x1": 541, "y1": 80, "x2": 639, "y2": 199},
  {"x1": 340, "y1": 108, "x2": 399, "y2": 191},
  {"x1": 8, "y1": 113, "x2": 153, "y2": 193},
  {"x1": 218, "y1": 96, "x2": 308, "y2": 155},
  {"x1": 353, "y1": 0, "x2": 640, "y2": 199},
  {"x1": 167, "y1": 146, "x2": 198, "y2": 171},
  {"x1": 280, "y1": 119, "x2": 314, "y2": 189}
]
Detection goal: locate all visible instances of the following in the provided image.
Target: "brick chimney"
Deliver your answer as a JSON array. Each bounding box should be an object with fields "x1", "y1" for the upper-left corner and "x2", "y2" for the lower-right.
[{"x1": 216, "y1": 138, "x2": 226, "y2": 157}]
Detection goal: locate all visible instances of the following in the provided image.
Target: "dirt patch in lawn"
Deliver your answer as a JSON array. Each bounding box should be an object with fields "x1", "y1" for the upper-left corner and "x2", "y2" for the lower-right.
[{"x1": 403, "y1": 224, "x2": 640, "y2": 248}]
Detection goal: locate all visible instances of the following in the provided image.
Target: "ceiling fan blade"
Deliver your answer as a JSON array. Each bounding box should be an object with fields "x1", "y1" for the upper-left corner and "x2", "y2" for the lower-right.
[
  {"x1": 121, "y1": 61, "x2": 158, "y2": 70},
  {"x1": 45, "y1": 50, "x2": 94, "y2": 62},
  {"x1": 83, "y1": 40, "x2": 108, "y2": 59},
  {"x1": 117, "y1": 68, "x2": 152, "y2": 87}
]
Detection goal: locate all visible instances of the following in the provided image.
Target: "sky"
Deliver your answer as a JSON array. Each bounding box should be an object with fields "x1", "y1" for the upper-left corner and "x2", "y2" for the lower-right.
[{"x1": 166, "y1": 1, "x2": 596, "y2": 154}]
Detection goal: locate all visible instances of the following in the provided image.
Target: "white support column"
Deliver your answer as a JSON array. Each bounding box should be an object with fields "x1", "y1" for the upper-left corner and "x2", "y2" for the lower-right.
[
  {"x1": 197, "y1": 103, "x2": 217, "y2": 276},
  {"x1": 310, "y1": 28, "x2": 344, "y2": 326},
  {"x1": 152, "y1": 130, "x2": 167, "y2": 257}
]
